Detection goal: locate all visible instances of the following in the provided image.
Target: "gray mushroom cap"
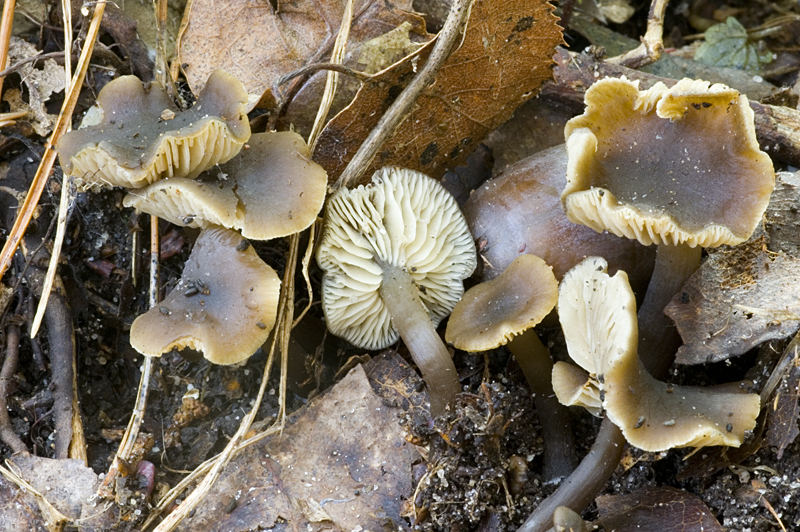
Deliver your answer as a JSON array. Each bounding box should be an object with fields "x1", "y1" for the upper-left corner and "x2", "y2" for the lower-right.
[
  {"x1": 57, "y1": 69, "x2": 250, "y2": 189},
  {"x1": 317, "y1": 167, "x2": 477, "y2": 349}
]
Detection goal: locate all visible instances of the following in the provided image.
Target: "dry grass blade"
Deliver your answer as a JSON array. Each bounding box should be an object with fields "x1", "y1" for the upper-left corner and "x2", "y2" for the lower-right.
[
  {"x1": 307, "y1": 0, "x2": 353, "y2": 152},
  {"x1": 0, "y1": 0, "x2": 16, "y2": 96},
  {"x1": 100, "y1": 0, "x2": 172, "y2": 494},
  {"x1": 0, "y1": 0, "x2": 106, "y2": 282},
  {"x1": 29, "y1": 0, "x2": 75, "y2": 339},
  {"x1": 141, "y1": 424, "x2": 281, "y2": 530}
]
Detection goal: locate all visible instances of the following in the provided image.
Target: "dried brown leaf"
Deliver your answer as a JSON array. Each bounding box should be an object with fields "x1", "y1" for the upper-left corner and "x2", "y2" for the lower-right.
[
  {"x1": 178, "y1": 0, "x2": 426, "y2": 111},
  {"x1": 176, "y1": 362, "x2": 418, "y2": 532},
  {"x1": 665, "y1": 237, "x2": 800, "y2": 366},
  {"x1": 765, "y1": 364, "x2": 800, "y2": 459},
  {"x1": 596, "y1": 487, "x2": 724, "y2": 532},
  {"x1": 314, "y1": 0, "x2": 564, "y2": 184}
]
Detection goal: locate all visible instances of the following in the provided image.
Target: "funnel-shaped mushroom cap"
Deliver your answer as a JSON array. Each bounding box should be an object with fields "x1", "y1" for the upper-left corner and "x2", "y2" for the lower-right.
[
  {"x1": 317, "y1": 167, "x2": 477, "y2": 350},
  {"x1": 446, "y1": 254, "x2": 558, "y2": 351},
  {"x1": 563, "y1": 77, "x2": 775, "y2": 248},
  {"x1": 57, "y1": 69, "x2": 250, "y2": 189},
  {"x1": 558, "y1": 257, "x2": 760, "y2": 451},
  {"x1": 130, "y1": 227, "x2": 280, "y2": 365},
  {"x1": 122, "y1": 132, "x2": 326, "y2": 239},
  {"x1": 551, "y1": 361, "x2": 602, "y2": 417}
]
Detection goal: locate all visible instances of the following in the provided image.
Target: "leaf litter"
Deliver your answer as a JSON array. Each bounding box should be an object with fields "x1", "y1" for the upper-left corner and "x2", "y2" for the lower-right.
[{"x1": 313, "y1": 0, "x2": 564, "y2": 184}]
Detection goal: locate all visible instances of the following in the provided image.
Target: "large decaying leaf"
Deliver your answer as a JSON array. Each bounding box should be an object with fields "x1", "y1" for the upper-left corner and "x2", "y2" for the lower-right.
[
  {"x1": 175, "y1": 362, "x2": 418, "y2": 532},
  {"x1": 665, "y1": 172, "x2": 800, "y2": 365},
  {"x1": 596, "y1": 487, "x2": 724, "y2": 532},
  {"x1": 178, "y1": 0, "x2": 427, "y2": 111},
  {"x1": 314, "y1": 0, "x2": 564, "y2": 184}
]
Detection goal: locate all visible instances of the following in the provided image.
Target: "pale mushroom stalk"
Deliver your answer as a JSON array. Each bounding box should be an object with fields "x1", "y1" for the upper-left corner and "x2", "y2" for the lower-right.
[
  {"x1": 637, "y1": 243, "x2": 702, "y2": 378},
  {"x1": 379, "y1": 264, "x2": 461, "y2": 414},
  {"x1": 317, "y1": 167, "x2": 476, "y2": 419},
  {"x1": 507, "y1": 329, "x2": 577, "y2": 480}
]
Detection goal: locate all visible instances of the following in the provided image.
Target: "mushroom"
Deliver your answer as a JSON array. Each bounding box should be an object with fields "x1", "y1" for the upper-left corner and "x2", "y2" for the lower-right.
[
  {"x1": 129, "y1": 227, "x2": 281, "y2": 365},
  {"x1": 122, "y1": 131, "x2": 327, "y2": 239},
  {"x1": 57, "y1": 69, "x2": 251, "y2": 189},
  {"x1": 557, "y1": 256, "x2": 760, "y2": 451},
  {"x1": 551, "y1": 361, "x2": 602, "y2": 417},
  {"x1": 463, "y1": 144, "x2": 654, "y2": 291},
  {"x1": 446, "y1": 254, "x2": 577, "y2": 479},
  {"x1": 317, "y1": 166, "x2": 476, "y2": 415},
  {"x1": 562, "y1": 77, "x2": 775, "y2": 378}
]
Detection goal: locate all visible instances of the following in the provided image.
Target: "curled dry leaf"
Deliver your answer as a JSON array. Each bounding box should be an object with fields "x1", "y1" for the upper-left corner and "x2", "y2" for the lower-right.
[
  {"x1": 178, "y1": 0, "x2": 428, "y2": 111},
  {"x1": 665, "y1": 237, "x2": 800, "y2": 366},
  {"x1": 596, "y1": 486, "x2": 724, "y2": 532},
  {"x1": 2, "y1": 37, "x2": 65, "y2": 136},
  {"x1": 314, "y1": 0, "x2": 564, "y2": 184}
]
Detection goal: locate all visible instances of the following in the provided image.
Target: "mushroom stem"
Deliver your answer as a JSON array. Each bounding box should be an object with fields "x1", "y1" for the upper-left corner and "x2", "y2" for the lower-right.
[
  {"x1": 508, "y1": 329, "x2": 577, "y2": 481},
  {"x1": 379, "y1": 265, "x2": 461, "y2": 416},
  {"x1": 637, "y1": 243, "x2": 702, "y2": 379},
  {"x1": 518, "y1": 418, "x2": 626, "y2": 532}
]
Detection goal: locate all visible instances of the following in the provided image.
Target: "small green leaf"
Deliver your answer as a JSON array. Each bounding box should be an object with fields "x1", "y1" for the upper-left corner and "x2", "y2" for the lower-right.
[{"x1": 694, "y1": 17, "x2": 773, "y2": 73}]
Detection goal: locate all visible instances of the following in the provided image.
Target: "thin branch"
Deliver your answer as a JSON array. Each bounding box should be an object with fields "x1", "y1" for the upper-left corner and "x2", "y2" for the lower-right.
[
  {"x1": 333, "y1": 0, "x2": 475, "y2": 190},
  {"x1": 606, "y1": 0, "x2": 669, "y2": 69},
  {"x1": 277, "y1": 62, "x2": 372, "y2": 87},
  {"x1": 0, "y1": 318, "x2": 28, "y2": 454}
]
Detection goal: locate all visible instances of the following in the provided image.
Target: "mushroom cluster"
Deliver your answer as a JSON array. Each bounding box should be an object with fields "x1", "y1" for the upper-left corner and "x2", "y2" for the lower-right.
[
  {"x1": 57, "y1": 72, "x2": 328, "y2": 365},
  {"x1": 555, "y1": 257, "x2": 760, "y2": 451},
  {"x1": 562, "y1": 76, "x2": 775, "y2": 378}
]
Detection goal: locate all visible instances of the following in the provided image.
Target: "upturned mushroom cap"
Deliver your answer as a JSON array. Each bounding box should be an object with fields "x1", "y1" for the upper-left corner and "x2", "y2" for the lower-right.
[
  {"x1": 551, "y1": 361, "x2": 602, "y2": 417},
  {"x1": 464, "y1": 145, "x2": 654, "y2": 287},
  {"x1": 446, "y1": 254, "x2": 558, "y2": 351},
  {"x1": 562, "y1": 77, "x2": 774, "y2": 248},
  {"x1": 558, "y1": 257, "x2": 760, "y2": 451},
  {"x1": 122, "y1": 131, "x2": 327, "y2": 240},
  {"x1": 130, "y1": 227, "x2": 280, "y2": 365},
  {"x1": 317, "y1": 166, "x2": 477, "y2": 350},
  {"x1": 57, "y1": 69, "x2": 250, "y2": 189}
]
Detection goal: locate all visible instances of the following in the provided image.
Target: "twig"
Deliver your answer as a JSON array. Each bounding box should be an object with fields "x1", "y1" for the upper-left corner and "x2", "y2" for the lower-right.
[
  {"x1": 0, "y1": 318, "x2": 28, "y2": 454},
  {"x1": 277, "y1": 62, "x2": 372, "y2": 88},
  {"x1": 606, "y1": 0, "x2": 669, "y2": 69},
  {"x1": 45, "y1": 291, "x2": 78, "y2": 460},
  {"x1": 0, "y1": 51, "x2": 67, "y2": 79},
  {"x1": 0, "y1": 0, "x2": 16, "y2": 97},
  {"x1": 0, "y1": 0, "x2": 106, "y2": 284},
  {"x1": 333, "y1": 0, "x2": 475, "y2": 190}
]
